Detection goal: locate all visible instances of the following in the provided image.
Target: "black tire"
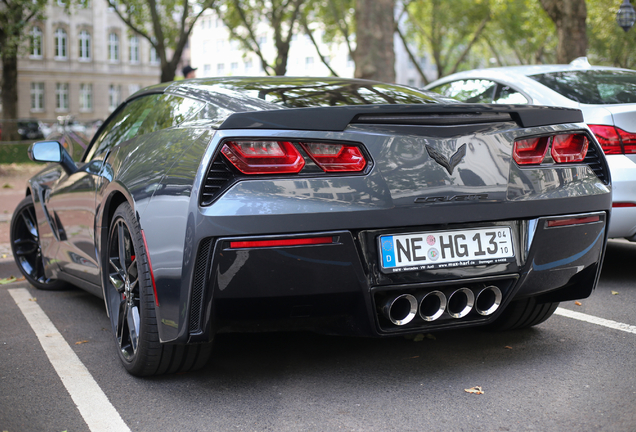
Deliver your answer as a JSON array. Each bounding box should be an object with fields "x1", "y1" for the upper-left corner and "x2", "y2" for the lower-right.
[
  {"x1": 106, "y1": 202, "x2": 212, "y2": 376},
  {"x1": 10, "y1": 196, "x2": 66, "y2": 290},
  {"x1": 486, "y1": 297, "x2": 559, "y2": 331}
]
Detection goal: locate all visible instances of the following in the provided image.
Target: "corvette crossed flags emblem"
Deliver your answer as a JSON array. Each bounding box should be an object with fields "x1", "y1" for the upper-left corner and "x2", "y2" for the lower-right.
[{"x1": 425, "y1": 143, "x2": 467, "y2": 175}]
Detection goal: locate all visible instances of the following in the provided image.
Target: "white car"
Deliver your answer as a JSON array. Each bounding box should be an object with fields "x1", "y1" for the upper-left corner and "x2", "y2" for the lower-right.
[{"x1": 425, "y1": 58, "x2": 636, "y2": 240}]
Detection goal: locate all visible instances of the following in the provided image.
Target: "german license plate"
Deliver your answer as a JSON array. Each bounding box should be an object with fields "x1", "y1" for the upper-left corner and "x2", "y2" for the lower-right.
[{"x1": 379, "y1": 227, "x2": 514, "y2": 273}]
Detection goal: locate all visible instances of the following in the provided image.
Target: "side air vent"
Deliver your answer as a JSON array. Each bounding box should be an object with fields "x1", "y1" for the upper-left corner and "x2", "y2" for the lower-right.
[
  {"x1": 200, "y1": 158, "x2": 235, "y2": 206},
  {"x1": 584, "y1": 143, "x2": 610, "y2": 185},
  {"x1": 189, "y1": 237, "x2": 213, "y2": 334},
  {"x1": 352, "y1": 112, "x2": 514, "y2": 126}
]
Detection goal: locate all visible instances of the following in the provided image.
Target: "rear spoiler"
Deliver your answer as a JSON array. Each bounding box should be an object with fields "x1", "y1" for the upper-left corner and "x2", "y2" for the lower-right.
[{"x1": 218, "y1": 104, "x2": 584, "y2": 131}]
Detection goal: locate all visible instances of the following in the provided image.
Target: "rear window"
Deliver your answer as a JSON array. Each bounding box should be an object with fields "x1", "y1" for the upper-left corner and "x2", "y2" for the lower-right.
[
  {"x1": 200, "y1": 78, "x2": 444, "y2": 107},
  {"x1": 530, "y1": 70, "x2": 636, "y2": 104}
]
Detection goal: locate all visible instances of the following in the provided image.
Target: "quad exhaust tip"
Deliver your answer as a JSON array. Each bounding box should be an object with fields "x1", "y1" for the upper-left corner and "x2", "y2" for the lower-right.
[
  {"x1": 381, "y1": 285, "x2": 503, "y2": 326},
  {"x1": 382, "y1": 294, "x2": 418, "y2": 326},
  {"x1": 475, "y1": 285, "x2": 502, "y2": 316},
  {"x1": 447, "y1": 288, "x2": 475, "y2": 319},
  {"x1": 419, "y1": 290, "x2": 447, "y2": 322}
]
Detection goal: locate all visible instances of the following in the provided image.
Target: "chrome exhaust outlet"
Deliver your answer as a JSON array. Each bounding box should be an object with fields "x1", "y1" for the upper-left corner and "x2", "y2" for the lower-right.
[
  {"x1": 382, "y1": 294, "x2": 418, "y2": 326},
  {"x1": 447, "y1": 288, "x2": 475, "y2": 319},
  {"x1": 419, "y1": 291, "x2": 447, "y2": 322},
  {"x1": 475, "y1": 285, "x2": 502, "y2": 316}
]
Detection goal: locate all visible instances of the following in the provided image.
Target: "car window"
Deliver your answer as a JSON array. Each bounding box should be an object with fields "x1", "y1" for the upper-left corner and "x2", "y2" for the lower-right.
[
  {"x1": 530, "y1": 70, "x2": 636, "y2": 104},
  {"x1": 84, "y1": 94, "x2": 203, "y2": 161},
  {"x1": 428, "y1": 79, "x2": 497, "y2": 103},
  {"x1": 494, "y1": 85, "x2": 529, "y2": 104}
]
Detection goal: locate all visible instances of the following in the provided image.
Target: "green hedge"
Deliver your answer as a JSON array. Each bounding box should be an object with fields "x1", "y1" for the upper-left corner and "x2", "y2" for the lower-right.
[{"x1": 0, "y1": 142, "x2": 36, "y2": 164}]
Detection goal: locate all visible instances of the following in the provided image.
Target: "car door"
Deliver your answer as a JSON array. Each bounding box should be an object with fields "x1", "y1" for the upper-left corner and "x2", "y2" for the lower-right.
[{"x1": 45, "y1": 94, "x2": 163, "y2": 286}]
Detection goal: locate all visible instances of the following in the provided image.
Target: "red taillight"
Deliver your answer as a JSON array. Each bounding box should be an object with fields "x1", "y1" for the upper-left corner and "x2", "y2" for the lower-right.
[
  {"x1": 230, "y1": 236, "x2": 333, "y2": 249},
  {"x1": 300, "y1": 142, "x2": 366, "y2": 172},
  {"x1": 221, "y1": 141, "x2": 305, "y2": 174},
  {"x1": 513, "y1": 136, "x2": 550, "y2": 165},
  {"x1": 589, "y1": 125, "x2": 636, "y2": 155},
  {"x1": 547, "y1": 215, "x2": 600, "y2": 227},
  {"x1": 551, "y1": 133, "x2": 589, "y2": 163},
  {"x1": 613, "y1": 202, "x2": 636, "y2": 208}
]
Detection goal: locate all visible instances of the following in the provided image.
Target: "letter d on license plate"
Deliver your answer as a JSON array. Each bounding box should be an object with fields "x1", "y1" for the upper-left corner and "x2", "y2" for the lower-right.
[{"x1": 379, "y1": 226, "x2": 514, "y2": 273}]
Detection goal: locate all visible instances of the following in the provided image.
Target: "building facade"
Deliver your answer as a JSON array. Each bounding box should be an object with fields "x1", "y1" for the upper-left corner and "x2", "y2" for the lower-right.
[
  {"x1": 189, "y1": 10, "x2": 433, "y2": 87},
  {"x1": 6, "y1": 0, "x2": 161, "y2": 123}
]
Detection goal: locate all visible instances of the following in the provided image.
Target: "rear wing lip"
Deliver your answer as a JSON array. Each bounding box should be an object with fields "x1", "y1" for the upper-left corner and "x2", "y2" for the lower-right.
[{"x1": 218, "y1": 104, "x2": 584, "y2": 131}]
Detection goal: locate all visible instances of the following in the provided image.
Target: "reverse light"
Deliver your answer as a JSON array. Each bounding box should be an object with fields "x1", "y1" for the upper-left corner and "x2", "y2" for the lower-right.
[
  {"x1": 513, "y1": 136, "x2": 550, "y2": 165},
  {"x1": 230, "y1": 236, "x2": 333, "y2": 249},
  {"x1": 300, "y1": 142, "x2": 367, "y2": 172},
  {"x1": 551, "y1": 133, "x2": 589, "y2": 163},
  {"x1": 589, "y1": 124, "x2": 636, "y2": 155},
  {"x1": 221, "y1": 140, "x2": 304, "y2": 174}
]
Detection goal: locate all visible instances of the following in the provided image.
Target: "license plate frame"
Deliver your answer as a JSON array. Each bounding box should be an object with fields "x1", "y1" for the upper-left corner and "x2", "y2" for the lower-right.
[{"x1": 378, "y1": 226, "x2": 515, "y2": 273}]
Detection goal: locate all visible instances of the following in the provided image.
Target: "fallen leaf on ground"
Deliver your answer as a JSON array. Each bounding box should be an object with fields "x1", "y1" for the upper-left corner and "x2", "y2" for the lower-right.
[
  {"x1": 0, "y1": 277, "x2": 17, "y2": 285},
  {"x1": 611, "y1": 291, "x2": 619, "y2": 295},
  {"x1": 1, "y1": 254, "x2": 7, "y2": 259},
  {"x1": 413, "y1": 334, "x2": 425, "y2": 342},
  {"x1": 16, "y1": 277, "x2": 25, "y2": 282},
  {"x1": 29, "y1": 297, "x2": 37, "y2": 302},
  {"x1": 75, "y1": 340, "x2": 89, "y2": 345},
  {"x1": 505, "y1": 346, "x2": 513, "y2": 349},
  {"x1": 574, "y1": 301, "x2": 582, "y2": 306},
  {"x1": 2, "y1": 183, "x2": 12, "y2": 189},
  {"x1": 464, "y1": 386, "x2": 484, "y2": 395},
  {"x1": 426, "y1": 333, "x2": 436, "y2": 340}
]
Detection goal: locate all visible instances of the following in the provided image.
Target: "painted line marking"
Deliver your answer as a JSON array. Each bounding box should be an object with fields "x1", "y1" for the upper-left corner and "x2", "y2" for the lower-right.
[
  {"x1": 9, "y1": 288, "x2": 131, "y2": 432},
  {"x1": 556, "y1": 307, "x2": 636, "y2": 334}
]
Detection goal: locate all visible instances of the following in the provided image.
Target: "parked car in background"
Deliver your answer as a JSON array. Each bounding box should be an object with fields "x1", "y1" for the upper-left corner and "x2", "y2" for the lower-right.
[
  {"x1": 17, "y1": 120, "x2": 45, "y2": 140},
  {"x1": 12, "y1": 77, "x2": 611, "y2": 376},
  {"x1": 425, "y1": 58, "x2": 636, "y2": 241}
]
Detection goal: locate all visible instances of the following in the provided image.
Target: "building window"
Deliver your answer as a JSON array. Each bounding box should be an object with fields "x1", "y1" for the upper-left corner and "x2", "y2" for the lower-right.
[
  {"x1": 244, "y1": 59, "x2": 253, "y2": 71},
  {"x1": 31, "y1": 83, "x2": 45, "y2": 112},
  {"x1": 231, "y1": 62, "x2": 238, "y2": 72},
  {"x1": 55, "y1": 28, "x2": 67, "y2": 59},
  {"x1": 108, "y1": 33, "x2": 119, "y2": 62},
  {"x1": 80, "y1": 84, "x2": 93, "y2": 111},
  {"x1": 305, "y1": 56, "x2": 314, "y2": 68},
  {"x1": 109, "y1": 84, "x2": 121, "y2": 111},
  {"x1": 56, "y1": 83, "x2": 69, "y2": 111},
  {"x1": 203, "y1": 64, "x2": 211, "y2": 76},
  {"x1": 150, "y1": 46, "x2": 159, "y2": 65},
  {"x1": 129, "y1": 36, "x2": 139, "y2": 63},
  {"x1": 217, "y1": 63, "x2": 225, "y2": 75},
  {"x1": 30, "y1": 27, "x2": 43, "y2": 58},
  {"x1": 79, "y1": 30, "x2": 91, "y2": 60}
]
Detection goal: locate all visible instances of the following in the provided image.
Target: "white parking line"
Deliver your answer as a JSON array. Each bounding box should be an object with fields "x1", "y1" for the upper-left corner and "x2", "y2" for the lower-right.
[
  {"x1": 9, "y1": 288, "x2": 131, "y2": 432},
  {"x1": 556, "y1": 307, "x2": 636, "y2": 334}
]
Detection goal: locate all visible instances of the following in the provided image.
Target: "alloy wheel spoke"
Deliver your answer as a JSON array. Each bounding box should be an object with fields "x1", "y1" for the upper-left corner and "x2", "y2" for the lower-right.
[
  {"x1": 117, "y1": 298, "x2": 129, "y2": 348},
  {"x1": 20, "y1": 211, "x2": 38, "y2": 239},
  {"x1": 117, "y1": 223, "x2": 127, "y2": 276},
  {"x1": 127, "y1": 305, "x2": 140, "y2": 353},
  {"x1": 13, "y1": 238, "x2": 39, "y2": 255}
]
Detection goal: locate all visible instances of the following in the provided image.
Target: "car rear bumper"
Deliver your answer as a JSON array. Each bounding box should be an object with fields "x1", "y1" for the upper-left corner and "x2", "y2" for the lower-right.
[
  {"x1": 186, "y1": 211, "x2": 607, "y2": 342},
  {"x1": 606, "y1": 154, "x2": 636, "y2": 239}
]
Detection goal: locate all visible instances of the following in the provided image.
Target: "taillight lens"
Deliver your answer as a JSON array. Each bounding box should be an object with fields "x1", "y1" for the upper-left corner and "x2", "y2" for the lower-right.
[
  {"x1": 300, "y1": 142, "x2": 367, "y2": 172},
  {"x1": 551, "y1": 133, "x2": 589, "y2": 163},
  {"x1": 513, "y1": 136, "x2": 550, "y2": 165},
  {"x1": 221, "y1": 140, "x2": 304, "y2": 174},
  {"x1": 230, "y1": 236, "x2": 333, "y2": 248},
  {"x1": 589, "y1": 124, "x2": 636, "y2": 155}
]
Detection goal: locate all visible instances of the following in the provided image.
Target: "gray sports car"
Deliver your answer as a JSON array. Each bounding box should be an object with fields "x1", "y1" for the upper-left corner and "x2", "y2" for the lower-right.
[{"x1": 11, "y1": 77, "x2": 611, "y2": 376}]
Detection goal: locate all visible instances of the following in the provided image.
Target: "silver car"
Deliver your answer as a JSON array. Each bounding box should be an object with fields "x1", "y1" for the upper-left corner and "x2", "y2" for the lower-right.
[{"x1": 425, "y1": 59, "x2": 636, "y2": 240}]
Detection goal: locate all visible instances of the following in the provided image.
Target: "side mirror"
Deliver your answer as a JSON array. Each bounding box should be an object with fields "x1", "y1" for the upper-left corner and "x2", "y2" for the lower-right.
[{"x1": 28, "y1": 141, "x2": 78, "y2": 175}]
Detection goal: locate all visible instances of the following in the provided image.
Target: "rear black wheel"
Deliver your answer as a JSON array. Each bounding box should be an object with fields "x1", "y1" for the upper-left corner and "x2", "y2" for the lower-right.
[
  {"x1": 486, "y1": 297, "x2": 559, "y2": 331},
  {"x1": 106, "y1": 202, "x2": 212, "y2": 376},
  {"x1": 10, "y1": 197, "x2": 66, "y2": 290}
]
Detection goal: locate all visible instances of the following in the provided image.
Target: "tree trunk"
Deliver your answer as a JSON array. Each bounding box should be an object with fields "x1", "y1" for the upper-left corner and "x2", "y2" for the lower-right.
[
  {"x1": 1, "y1": 50, "x2": 20, "y2": 142},
  {"x1": 354, "y1": 0, "x2": 396, "y2": 82},
  {"x1": 539, "y1": 0, "x2": 587, "y2": 64}
]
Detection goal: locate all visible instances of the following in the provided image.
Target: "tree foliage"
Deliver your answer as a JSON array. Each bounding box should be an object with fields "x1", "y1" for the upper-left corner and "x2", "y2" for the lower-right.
[
  {"x1": 106, "y1": 0, "x2": 215, "y2": 82},
  {"x1": 214, "y1": 0, "x2": 308, "y2": 76},
  {"x1": 0, "y1": 0, "x2": 47, "y2": 140},
  {"x1": 587, "y1": 0, "x2": 636, "y2": 69}
]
